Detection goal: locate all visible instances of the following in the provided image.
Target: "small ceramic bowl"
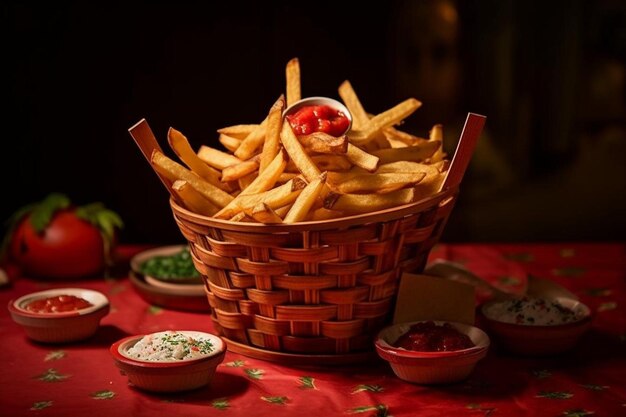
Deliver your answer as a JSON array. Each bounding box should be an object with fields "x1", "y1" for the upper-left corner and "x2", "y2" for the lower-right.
[
  {"x1": 8, "y1": 288, "x2": 109, "y2": 343},
  {"x1": 479, "y1": 297, "x2": 592, "y2": 356},
  {"x1": 282, "y1": 96, "x2": 353, "y2": 134},
  {"x1": 111, "y1": 331, "x2": 226, "y2": 392},
  {"x1": 375, "y1": 321, "x2": 490, "y2": 385}
]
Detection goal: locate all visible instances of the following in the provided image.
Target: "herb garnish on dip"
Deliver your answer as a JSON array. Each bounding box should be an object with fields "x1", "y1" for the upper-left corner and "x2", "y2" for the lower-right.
[
  {"x1": 482, "y1": 297, "x2": 585, "y2": 325},
  {"x1": 126, "y1": 331, "x2": 214, "y2": 361}
]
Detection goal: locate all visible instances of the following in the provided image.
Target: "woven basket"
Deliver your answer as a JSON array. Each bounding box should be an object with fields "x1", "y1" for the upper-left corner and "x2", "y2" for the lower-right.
[{"x1": 170, "y1": 186, "x2": 458, "y2": 360}]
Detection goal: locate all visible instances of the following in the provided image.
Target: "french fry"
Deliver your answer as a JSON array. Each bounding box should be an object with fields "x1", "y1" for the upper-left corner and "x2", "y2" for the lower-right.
[
  {"x1": 285, "y1": 154, "x2": 352, "y2": 173},
  {"x1": 217, "y1": 124, "x2": 259, "y2": 139},
  {"x1": 349, "y1": 98, "x2": 422, "y2": 144},
  {"x1": 197, "y1": 145, "x2": 242, "y2": 170},
  {"x1": 167, "y1": 128, "x2": 233, "y2": 192},
  {"x1": 238, "y1": 172, "x2": 256, "y2": 190},
  {"x1": 284, "y1": 172, "x2": 327, "y2": 223},
  {"x1": 276, "y1": 172, "x2": 298, "y2": 184},
  {"x1": 298, "y1": 132, "x2": 348, "y2": 154},
  {"x1": 376, "y1": 161, "x2": 440, "y2": 175},
  {"x1": 307, "y1": 207, "x2": 344, "y2": 221},
  {"x1": 414, "y1": 172, "x2": 445, "y2": 201},
  {"x1": 280, "y1": 122, "x2": 321, "y2": 182},
  {"x1": 338, "y1": 80, "x2": 369, "y2": 130},
  {"x1": 219, "y1": 134, "x2": 242, "y2": 153},
  {"x1": 151, "y1": 151, "x2": 234, "y2": 208},
  {"x1": 346, "y1": 143, "x2": 379, "y2": 172},
  {"x1": 171, "y1": 180, "x2": 219, "y2": 216},
  {"x1": 215, "y1": 177, "x2": 306, "y2": 219},
  {"x1": 274, "y1": 204, "x2": 292, "y2": 218},
  {"x1": 324, "y1": 188, "x2": 415, "y2": 214},
  {"x1": 259, "y1": 95, "x2": 285, "y2": 173},
  {"x1": 285, "y1": 58, "x2": 301, "y2": 106},
  {"x1": 245, "y1": 203, "x2": 283, "y2": 224},
  {"x1": 215, "y1": 151, "x2": 287, "y2": 217},
  {"x1": 221, "y1": 157, "x2": 260, "y2": 182},
  {"x1": 384, "y1": 126, "x2": 428, "y2": 146},
  {"x1": 331, "y1": 172, "x2": 425, "y2": 194},
  {"x1": 234, "y1": 117, "x2": 268, "y2": 160},
  {"x1": 429, "y1": 124, "x2": 445, "y2": 162},
  {"x1": 229, "y1": 211, "x2": 249, "y2": 222},
  {"x1": 371, "y1": 140, "x2": 441, "y2": 164}
]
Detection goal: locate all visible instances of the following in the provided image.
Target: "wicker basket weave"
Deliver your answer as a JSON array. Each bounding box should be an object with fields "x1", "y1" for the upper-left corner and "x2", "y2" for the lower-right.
[{"x1": 170, "y1": 186, "x2": 458, "y2": 359}]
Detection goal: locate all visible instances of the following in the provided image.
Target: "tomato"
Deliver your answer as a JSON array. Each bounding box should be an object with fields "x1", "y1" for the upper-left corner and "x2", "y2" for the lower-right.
[{"x1": 10, "y1": 209, "x2": 106, "y2": 278}]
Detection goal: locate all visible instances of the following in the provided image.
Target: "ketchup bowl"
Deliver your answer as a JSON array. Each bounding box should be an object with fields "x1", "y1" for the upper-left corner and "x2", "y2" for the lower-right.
[
  {"x1": 375, "y1": 321, "x2": 490, "y2": 385},
  {"x1": 8, "y1": 288, "x2": 110, "y2": 343},
  {"x1": 111, "y1": 330, "x2": 226, "y2": 392},
  {"x1": 283, "y1": 97, "x2": 353, "y2": 136}
]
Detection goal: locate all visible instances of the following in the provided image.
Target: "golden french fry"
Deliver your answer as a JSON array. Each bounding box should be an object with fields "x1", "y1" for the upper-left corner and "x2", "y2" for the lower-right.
[
  {"x1": 260, "y1": 95, "x2": 285, "y2": 173},
  {"x1": 219, "y1": 134, "x2": 242, "y2": 153},
  {"x1": 217, "y1": 124, "x2": 259, "y2": 139},
  {"x1": 285, "y1": 154, "x2": 352, "y2": 173},
  {"x1": 331, "y1": 172, "x2": 425, "y2": 194},
  {"x1": 245, "y1": 203, "x2": 283, "y2": 224},
  {"x1": 217, "y1": 151, "x2": 286, "y2": 217},
  {"x1": 324, "y1": 188, "x2": 415, "y2": 214},
  {"x1": 167, "y1": 128, "x2": 234, "y2": 192},
  {"x1": 307, "y1": 207, "x2": 344, "y2": 221},
  {"x1": 234, "y1": 117, "x2": 268, "y2": 160},
  {"x1": 221, "y1": 157, "x2": 260, "y2": 182},
  {"x1": 151, "y1": 151, "x2": 234, "y2": 208},
  {"x1": 285, "y1": 58, "x2": 301, "y2": 106},
  {"x1": 229, "y1": 211, "x2": 249, "y2": 222},
  {"x1": 371, "y1": 140, "x2": 440, "y2": 164},
  {"x1": 338, "y1": 80, "x2": 369, "y2": 130},
  {"x1": 349, "y1": 98, "x2": 422, "y2": 144},
  {"x1": 346, "y1": 143, "x2": 379, "y2": 172},
  {"x1": 274, "y1": 204, "x2": 292, "y2": 218},
  {"x1": 414, "y1": 172, "x2": 445, "y2": 201},
  {"x1": 215, "y1": 177, "x2": 306, "y2": 219},
  {"x1": 280, "y1": 122, "x2": 321, "y2": 181},
  {"x1": 171, "y1": 180, "x2": 219, "y2": 216},
  {"x1": 239, "y1": 150, "x2": 285, "y2": 196},
  {"x1": 298, "y1": 132, "x2": 348, "y2": 154},
  {"x1": 384, "y1": 126, "x2": 428, "y2": 146},
  {"x1": 238, "y1": 172, "x2": 256, "y2": 190},
  {"x1": 376, "y1": 161, "x2": 440, "y2": 175},
  {"x1": 276, "y1": 172, "x2": 298, "y2": 183},
  {"x1": 197, "y1": 145, "x2": 242, "y2": 170},
  {"x1": 429, "y1": 124, "x2": 445, "y2": 162},
  {"x1": 284, "y1": 173, "x2": 326, "y2": 223}
]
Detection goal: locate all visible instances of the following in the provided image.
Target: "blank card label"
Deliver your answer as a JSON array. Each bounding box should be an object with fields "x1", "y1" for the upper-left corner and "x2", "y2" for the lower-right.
[{"x1": 393, "y1": 273, "x2": 475, "y2": 325}]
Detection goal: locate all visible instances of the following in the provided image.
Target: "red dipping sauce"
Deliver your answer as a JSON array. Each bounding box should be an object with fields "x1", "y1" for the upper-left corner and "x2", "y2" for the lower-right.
[
  {"x1": 25, "y1": 295, "x2": 93, "y2": 313},
  {"x1": 286, "y1": 105, "x2": 350, "y2": 137},
  {"x1": 394, "y1": 321, "x2": 475, "y2": 352}
]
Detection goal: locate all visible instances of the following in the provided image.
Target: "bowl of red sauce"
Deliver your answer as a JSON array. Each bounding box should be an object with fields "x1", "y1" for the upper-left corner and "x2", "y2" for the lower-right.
[
  {"x1": 8, "y1": 288, "x2": 109, "y2": 343},
  {"x1": 283, "y1": 97, "x2": 352, "y2": 137},
  {"x1": 479, "y1": 297, "x2": 592, "y2": 356},
  {"x1": 375, "y1": 321, "x2": 490, "y2": 384}
]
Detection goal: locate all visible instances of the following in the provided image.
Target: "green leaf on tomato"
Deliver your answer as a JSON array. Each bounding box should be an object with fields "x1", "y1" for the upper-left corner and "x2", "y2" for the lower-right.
[{"x1": 29, "y1": 193, "x2": 71, "y2": 233}]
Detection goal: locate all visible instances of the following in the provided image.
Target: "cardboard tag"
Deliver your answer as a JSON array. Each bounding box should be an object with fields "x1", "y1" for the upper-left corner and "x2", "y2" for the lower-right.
[{"x1": 393, "y1": 273, "x2": 475, "y2": 325}]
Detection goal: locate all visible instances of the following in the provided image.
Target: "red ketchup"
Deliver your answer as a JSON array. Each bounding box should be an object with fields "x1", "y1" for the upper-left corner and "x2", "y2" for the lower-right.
[
  {"x1": 394, "y1": 321, "x2": 475, "y2": 352},
  {"x1": 26, "y1": 295, "x2": 93, "y2": 313},
  {"x1": 286, "y1": 105, "x2": 350, "y2": 137}
]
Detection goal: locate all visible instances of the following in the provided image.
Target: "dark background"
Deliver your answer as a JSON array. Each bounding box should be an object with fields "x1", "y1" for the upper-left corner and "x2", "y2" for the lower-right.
[{"x1": 3, "y1": 0, "x2": 625, "y2": 244}]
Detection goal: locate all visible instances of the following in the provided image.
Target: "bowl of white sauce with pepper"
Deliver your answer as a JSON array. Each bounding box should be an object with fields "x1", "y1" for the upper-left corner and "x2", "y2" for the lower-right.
[
  {"x1": 480, "y1": 297, "x2": 591, "y2": 356},
  {"x1": 111, "y1": 330, "x2": 226, "y2": 392}
]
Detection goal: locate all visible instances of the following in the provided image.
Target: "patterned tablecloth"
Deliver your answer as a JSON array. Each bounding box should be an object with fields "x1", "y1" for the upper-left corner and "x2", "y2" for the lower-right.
[{"x1": 1, "y1": 243, "x2": 624, "y2": 417}]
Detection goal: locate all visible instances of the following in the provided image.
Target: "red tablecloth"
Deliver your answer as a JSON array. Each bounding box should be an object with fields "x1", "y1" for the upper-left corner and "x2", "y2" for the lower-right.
[{"x1": 1, "y1": 243, "x2": 625, "y2": 417}]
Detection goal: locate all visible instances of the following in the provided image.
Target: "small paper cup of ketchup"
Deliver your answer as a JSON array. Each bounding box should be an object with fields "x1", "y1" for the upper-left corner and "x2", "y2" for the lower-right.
[
  {"x1": 8, "y1": 288, "x2": 109, "y2": 343},
  {"x1": 375, "y1": 321, "x2": 490, "y2": 385}
]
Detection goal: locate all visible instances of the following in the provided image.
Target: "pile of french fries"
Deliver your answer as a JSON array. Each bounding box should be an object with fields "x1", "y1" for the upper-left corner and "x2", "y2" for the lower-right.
[{"x1": 151, "y1": 58, "x2": 449, "y2": 224}]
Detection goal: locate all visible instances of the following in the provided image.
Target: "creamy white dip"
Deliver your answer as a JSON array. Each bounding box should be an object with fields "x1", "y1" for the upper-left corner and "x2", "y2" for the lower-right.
[
  {"x1": 126, "y1": 331, "x2": 215, "y2": 361},
  {"x1": 483, "y1": 297, "x2": 586, "y2": 325}
]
